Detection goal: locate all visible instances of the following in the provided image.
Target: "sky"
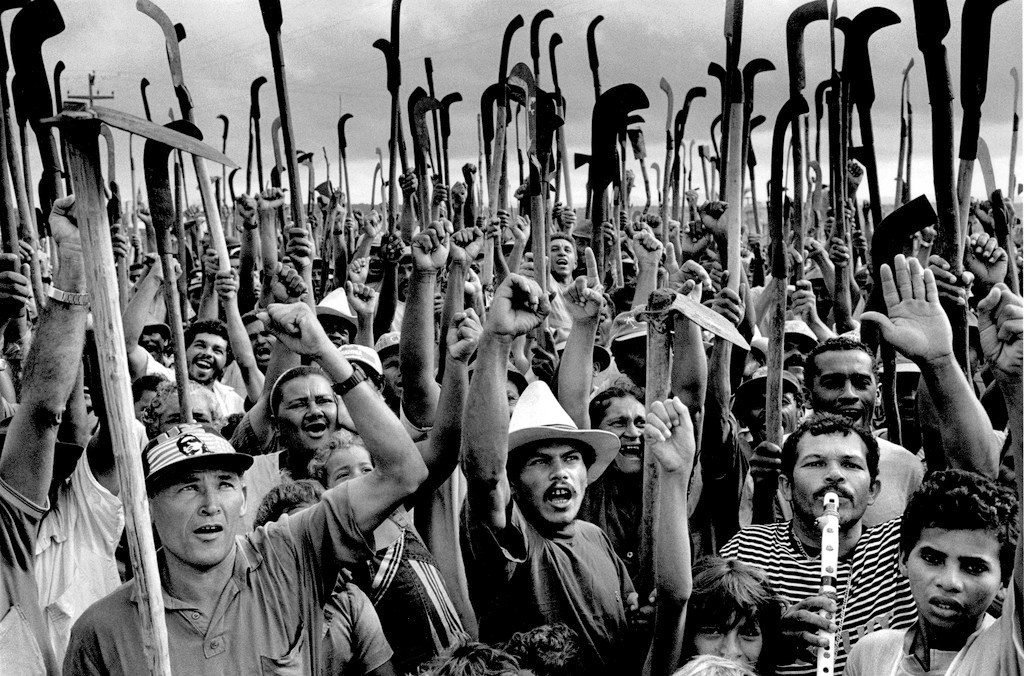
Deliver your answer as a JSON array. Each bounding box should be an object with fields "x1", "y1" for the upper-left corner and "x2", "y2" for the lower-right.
[{"x1": 17, "y1": 0, "x2": 1024, "y2": 212}]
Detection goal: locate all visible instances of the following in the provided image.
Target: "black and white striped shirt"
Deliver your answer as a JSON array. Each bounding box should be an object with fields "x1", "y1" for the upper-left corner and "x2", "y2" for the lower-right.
[{"x1": 719, "y1": 518, "x2": 917, "y2": 676}]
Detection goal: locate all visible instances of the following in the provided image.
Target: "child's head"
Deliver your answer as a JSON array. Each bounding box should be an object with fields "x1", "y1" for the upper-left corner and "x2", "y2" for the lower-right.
[
  {"x1": 252, "y1": 479, "x2": 325, "y2": 529},
  {"x1": 504, "y1": 623, "x2": 586, "y2": 676},
  {"x1": 684, "y1": 558, "x2": 784, "y2": 671},
  {"x1": 899, "y1": 470, "x2": 1019, "y2": 639},
  {"x1": 421, "y1": 640, "x2": 522, "y2": 676},
  {"x1": 307, "y1": 430, "x2": 374, "y2": 489},
  {"x1": 673, "y1": 655, "x2": 758, "y2": 676}
]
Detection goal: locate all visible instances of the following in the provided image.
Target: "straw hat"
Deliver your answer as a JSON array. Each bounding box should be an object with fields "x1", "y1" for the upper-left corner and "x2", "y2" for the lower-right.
[
  {"x1": 733, "y1": 366, "x2": 801, "y2": 409},
  {"x1": 508, "y1": 381, "x2": 620, "y2": 482},
  {"x1": 316, "y1": 288, "x2": 358, "y2": 335},
  {"x1": 784, "y1": 319, "x2": 819, "y2": 353}
]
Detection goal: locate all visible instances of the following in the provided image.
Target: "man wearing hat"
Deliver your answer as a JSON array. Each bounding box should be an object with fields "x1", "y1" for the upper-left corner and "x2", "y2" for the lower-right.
[
  {"x1": 461, "y1": 274, "x2": 637, "y2": 671},
  {"x1": 65, "y1": 301, "x2": 428, "y2": 675}
]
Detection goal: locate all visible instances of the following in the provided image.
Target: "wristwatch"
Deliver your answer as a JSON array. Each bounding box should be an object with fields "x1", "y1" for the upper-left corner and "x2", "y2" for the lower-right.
[
  {"x1": 332, "y1": 365, "x2": 367, "y2": 397},
  {"x1": 46, "y1": 286, "x2": 90, "y2": 306}
]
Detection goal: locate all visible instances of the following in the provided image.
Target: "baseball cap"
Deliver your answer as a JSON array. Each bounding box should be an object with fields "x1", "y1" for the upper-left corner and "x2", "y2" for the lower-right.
[
  {"x1": 338, "y1": 343, "x2": 384, "y2": 379},
  {"x1": 143, "y1": 424, "x2": 252, "y2": 490}
]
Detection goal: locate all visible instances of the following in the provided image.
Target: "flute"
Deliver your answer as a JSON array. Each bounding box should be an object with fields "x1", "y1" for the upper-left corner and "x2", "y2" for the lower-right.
[{"x1": 816, "y1": 492, "x2": 840, "y2": 676}]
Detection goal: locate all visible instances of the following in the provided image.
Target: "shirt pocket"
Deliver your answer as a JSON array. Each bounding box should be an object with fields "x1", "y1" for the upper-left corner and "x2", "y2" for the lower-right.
[
  {"x1": 0, "y1": 605, "x2": 47, "y2": 676},
  {"x1": 260, "y1": 621, "x2": 307, "y2": 676}
]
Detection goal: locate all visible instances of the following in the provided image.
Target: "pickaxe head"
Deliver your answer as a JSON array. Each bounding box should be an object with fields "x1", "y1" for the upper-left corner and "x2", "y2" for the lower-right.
[
  {"x1": 742, "y1": 58, "x2": 776, "y2": 109},
  {"x1": 408, "y1": 87, "x2": 441, "y2": 175},
  {"x1": 960, "y1": 0, "x2": 1012, "y2": 116},
  {"x1": 10, "y1": 0, "x2": 64, "y2": 124},
  {"x1": 589, "y1": 83, "x2": 649, "y2": 192},
  {"x1": 440, "y1": 92, "x2": 462, "y2": 140},
  {"x1": 140, "y1": 78, "x2": 152, "y2": 121},
  {"x1": 249, "y1": 76, "x2": 268, "y2": 120},
  {"x1": 786, "y1": 0, "x2": 828, "y2": 94},
  {"x1": 549, "y1": 33, "x2": 563, "y2": 94},
  {"x1": 660, "y1": 78, "x2": 674, "y2": 132},
  {"x1": 530, "y1": 9, "x2": 554, "y2": 73},
  {"x1": 587, "y1": 15, "x2": 604, "y2": 76},
  {"x1": 338, "y1": 113, "x2": 353, "y2": 153},
  {"x1": 839, "y1": 7, "x2": 901, "y2": 108},
  {"x1": 500, "y1": 15, "x2": 525, "y2": 83},
  {"x1": 50, "y1": 102, "x2": 236, "y2": 168}
]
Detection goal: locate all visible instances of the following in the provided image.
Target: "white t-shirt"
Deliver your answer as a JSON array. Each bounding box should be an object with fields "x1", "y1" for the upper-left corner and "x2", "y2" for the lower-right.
[
  {"x1": 143, "y1": 351, "x2": 245, "y2": 417},
  {"x1": 33, "y1": 448, "x2": 126, "y2": 664},
  {"x1": 845, "y1": 578, "x2": 1022, "y2": 676}
]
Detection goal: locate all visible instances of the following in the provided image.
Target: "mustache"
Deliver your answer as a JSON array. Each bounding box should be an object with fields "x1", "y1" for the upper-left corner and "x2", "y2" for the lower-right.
[{"x1": 815, "y1": 485, "x2": 853, "y2": 501}]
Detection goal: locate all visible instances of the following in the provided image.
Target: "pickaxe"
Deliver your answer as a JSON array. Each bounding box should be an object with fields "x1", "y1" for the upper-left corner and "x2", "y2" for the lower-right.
[
  {"x1": 786, "y1": 0, "x2": 827, "y2": 281},
  {"x1": 53, "y1": 60, "x2": 72, "y2": 195},
  {"x1": 747, "y1": 114, "x2": 766, "y2": 236},
  {"x1": 838, "y1": 7, "x2": 900, "y2": 239},
  {"x1": 659, "y1": 78, "x2": 673, "y2": 241},
  {"x1": 628, "y1": 129, "x2": 651, "y2": 216},
  {"x1": 338, "y1": 113, "x2": 353, "y2": 206},
  {"x1": 136, "y1": 0, "x2": 233, "y2": 271},
  {"x1": 51, "y1": 101, "x2": 235, "y2": 676},
  {"x1": 913, "y1": 0, "x2": 977, "y2": 371},
  {"x1": 408, "y1": 86, "x2": 442, "y2": 228},
  {"x1": 765, "y1": 97, "x2": 810, "y2": 450},
  {"x1": 584, "y1": 83, "x2": 649, "y2": 279},
  {"x1": 1010, "y1": 68, "x2": 1020, "y2": 197},
  {"x1": 140, "y1": 77, "x2": 152, "y2": 121},
  {"x1": 895, "y1": 60, "x2": 914, "y2": 209},
  {"x1": 11, "y1": 0, "x2": 66, "y2": 216},
  {"x1": 439, "y1": 92, "x2": 462, "y2": 214},
  {"x1": 672, "y1": 87, "x2": 705, "y2": 221},
  {"x1": 587, "y1": 16, "x2": 604, "y2": 101},
  {"x1": 246, "y1": 76, "x2": 267, "y2": 194},
  {"x1": 257, "y1": 0, "x2": 308, "y2": 241},
  {"x1": 373, "y1": 0, "x2": 406, "y2": 230},
  {"x1": 549, "y1": 32, "x2": 572, "y2": 209},
  {"x1": 424, "y1": 57, "x2": 443, "y2": 172},
  {"x1": 0, "y1": 0, "x2": 27, "y2": 261},
  {"x1": 217, "y1": 113, "x2": 229, "y2": 208},
  {"x1": 741, "y1": 58, "x2": 775, "y2": 228}
]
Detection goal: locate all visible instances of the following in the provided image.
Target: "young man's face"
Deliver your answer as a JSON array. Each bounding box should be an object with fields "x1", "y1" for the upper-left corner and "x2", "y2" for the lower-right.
[
  {"x1": 691, "y1": 615, "x2": 763, "y2": 667},
  {"x1": 319, "y1": 317, "x2": 351, "y2": 348},
  {"x1": 808, "y1": 350, "x2": 876, "y2": 426},
  {"x1": 741, "y1": 391, "x2": 801, "y2": 444},
  {"x1": 549, "y1": 238, "x2": 577, "y2": 281},
  {"x1": 596, "y1": 396, "x2": 646, "y2": 476},
  {"x1": 186, "y1": 332, "x2": 229, "y2": 385},
  {"x1": 151, "y1": 468, "x2": 246, "y2": 571},
  {"x1": 513, "y1": 442, "x2": 588, "y2": 529},
  {"x1": 275, "y1": 375, "x2": 338, "y2": 455},
  {"x1": 780, "y1": 431, "x2": 880, "y2": 533},
  {"x1": 140, "y1": 332, "x2": 167, "y2": 360},
  {"x1": 245, "y1": 319, "x2": 277, "y2": 371},
  {"x1": 901, "y1": 527, "x2": 1003, "y2": 646}
]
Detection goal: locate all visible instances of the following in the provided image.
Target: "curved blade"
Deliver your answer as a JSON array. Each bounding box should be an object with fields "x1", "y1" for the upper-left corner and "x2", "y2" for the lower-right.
[{"x1": 136, "y1": 0, "x2": 184, "y2": 87}]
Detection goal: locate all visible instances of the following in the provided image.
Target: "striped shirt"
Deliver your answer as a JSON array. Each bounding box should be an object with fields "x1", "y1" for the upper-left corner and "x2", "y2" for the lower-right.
[{"x1": 719, "y1": 518, "x2": 917, "y2": 676}]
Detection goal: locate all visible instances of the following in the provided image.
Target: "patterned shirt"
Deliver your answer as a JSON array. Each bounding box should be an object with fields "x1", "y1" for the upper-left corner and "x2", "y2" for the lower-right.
[{"x1": 719, "y1": 518, "x2": 918, "y2": 676}]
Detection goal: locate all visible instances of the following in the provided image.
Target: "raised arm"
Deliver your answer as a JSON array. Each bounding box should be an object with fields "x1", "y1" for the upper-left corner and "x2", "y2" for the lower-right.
[
  {"x1": 399, "y1": 220, "x2": 450, "y2": 428},
  {"x1": 235, "y1": 196, "x2": 259, "y2": 314},
  {"x1": 862, "y1": 254, "x2": 999, "y2": 477},
  {"x1": 631, "y1": 230, "x2": 663, "y2": 310},
  {"x1": 0, "y1": 196, "x2": 88, "y2": 505},
  {"x1": 557, "y1": 248, "x2": 604, "y2": 428},
  {"x1": 260, "y1": 301, "x2": 427, "y2": 536},
  {"x1": 462, "y1": 275, "x2": 550, "y2": 530},
  {"x1": 123, "y1": 258, "x2": 166, "y2": 377},
  {"x1": 216, "y1": 269, "x2": 264, "y2": 402},
  {"x1": 643, "y1": 397, "x2": 696, "y2": 676}
]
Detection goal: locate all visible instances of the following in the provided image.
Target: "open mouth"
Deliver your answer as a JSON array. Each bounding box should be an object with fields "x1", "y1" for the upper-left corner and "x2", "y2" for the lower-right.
[
  {"x1": 619, "y1": 441, "x2": 643, "y2": 458},
  {"x1": 193, "y1": 524, "x2": 224, "y2": 538},
  {"x1": 192, "y1": 356, "x2": 215, "y2": 372},
  {"x1": 929, "y1": 597, "x2": 963, "y2": 617},
  {"x1": 544, "y1": 484, "x2": 574, "y2": 508},
  {"x1": 302, "y1": 418, "x2": 329, "y2": 438}
]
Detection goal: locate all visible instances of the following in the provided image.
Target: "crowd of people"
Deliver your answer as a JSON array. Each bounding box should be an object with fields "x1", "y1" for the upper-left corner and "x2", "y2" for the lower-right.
[{"x1": 0, "y1": 126, "x2": 1021, "y2": 675}]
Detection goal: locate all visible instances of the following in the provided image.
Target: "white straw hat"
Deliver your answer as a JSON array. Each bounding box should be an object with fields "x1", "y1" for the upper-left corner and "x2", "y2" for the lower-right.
[{"x1": 508, "y1": 381, "x2": 620, "y2": 482}]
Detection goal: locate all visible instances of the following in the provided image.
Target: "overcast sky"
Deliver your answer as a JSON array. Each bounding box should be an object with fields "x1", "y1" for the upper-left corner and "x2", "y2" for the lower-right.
[{"x1": 23, "y1": 0, "x2": 1024, "y2": 210}]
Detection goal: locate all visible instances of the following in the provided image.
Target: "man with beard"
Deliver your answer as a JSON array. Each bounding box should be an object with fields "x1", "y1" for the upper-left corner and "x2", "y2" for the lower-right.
[
  {"x1": 461, "y1": 273, "x2": 637, "y2": 671},
  {"x1": 139, "y1": 323, "x2": 172, "y2": 368}
]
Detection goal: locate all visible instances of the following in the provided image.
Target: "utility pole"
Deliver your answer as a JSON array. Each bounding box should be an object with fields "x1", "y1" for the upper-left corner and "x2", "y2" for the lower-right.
[{"x1": 67, "y1": 71, "x2": 115, "y2": 107}]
